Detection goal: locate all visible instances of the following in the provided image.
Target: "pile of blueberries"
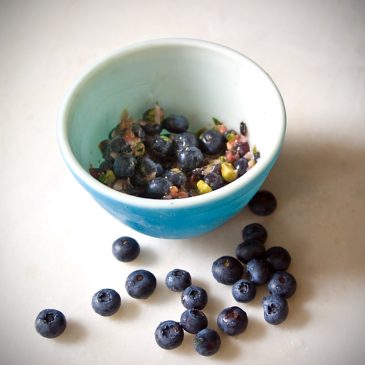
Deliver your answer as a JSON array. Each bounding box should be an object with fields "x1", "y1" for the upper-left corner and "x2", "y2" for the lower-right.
[{"x1": 35, "y1": 190, "x2": 297, "y2": 357}]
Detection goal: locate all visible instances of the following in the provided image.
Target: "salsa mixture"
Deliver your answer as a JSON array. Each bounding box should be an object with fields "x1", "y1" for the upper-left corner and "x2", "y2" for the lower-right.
[{"x1": 89, "y1": 104, "x2": 260, "y2": 199}]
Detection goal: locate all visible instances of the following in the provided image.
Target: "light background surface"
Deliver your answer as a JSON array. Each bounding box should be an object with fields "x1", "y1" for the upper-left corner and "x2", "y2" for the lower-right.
[{"x1": 0, "y1": 0, "x2": 364, "y2": 364}]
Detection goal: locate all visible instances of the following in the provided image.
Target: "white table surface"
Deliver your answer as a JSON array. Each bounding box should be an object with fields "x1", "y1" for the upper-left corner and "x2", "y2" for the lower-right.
[{"x1": 1, "y1": 1, "x2": 364, "y2": 364}]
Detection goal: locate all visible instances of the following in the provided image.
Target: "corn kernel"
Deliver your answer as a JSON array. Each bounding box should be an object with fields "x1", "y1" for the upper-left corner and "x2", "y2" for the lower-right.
[
  {"x1": 197, "y1": 180, "x2": 212, "y2": 194},
  {"x1": 221, "y1": 162, "x2": 238, "y2": 182}
]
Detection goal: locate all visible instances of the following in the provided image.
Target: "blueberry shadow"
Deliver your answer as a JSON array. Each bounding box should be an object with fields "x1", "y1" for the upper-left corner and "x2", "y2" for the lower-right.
[
  {"x1": 241, "y1": 316, "x2": 267, "y2": 342},
  {"x1": 214, "y1": 335, "x2": 242, "y2": 361},
  {"x1": 56, "y1": 319, "x2": 87, "y2": 343},
  {"x1": 135, "y1": 246, "x2": 158, "y2": 267},
  {"x1": 109, "y1": 298, "x2": 141, "y2": 322},
  {"x1": 145, "y1": 280, "x2": 174, "y2": 306}
]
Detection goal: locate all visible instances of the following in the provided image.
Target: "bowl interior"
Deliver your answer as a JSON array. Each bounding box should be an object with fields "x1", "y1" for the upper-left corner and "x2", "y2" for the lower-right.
[{"x1": 64, "y1": 40, "x2": 284, "y2": 175}]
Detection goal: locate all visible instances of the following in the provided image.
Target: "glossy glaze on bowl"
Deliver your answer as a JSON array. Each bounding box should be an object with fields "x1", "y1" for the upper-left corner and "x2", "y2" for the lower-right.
[{"x1": 58, "y1": 38, "x2": 286, "y2": 238}]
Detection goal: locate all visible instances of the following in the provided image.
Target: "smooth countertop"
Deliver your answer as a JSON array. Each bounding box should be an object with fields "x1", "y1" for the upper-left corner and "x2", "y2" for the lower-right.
[{"x1": 1, "y1": 1, "x2": 364, "y2": 364}]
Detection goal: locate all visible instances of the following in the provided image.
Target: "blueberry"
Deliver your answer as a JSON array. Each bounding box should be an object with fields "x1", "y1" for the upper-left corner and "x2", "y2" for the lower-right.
[
  {"x1": 262, "y1": 294, "x2": 289, "y2": 325},
  {"x1": 154, "y1": 320, "x2": 184, "y2": 350},
  {"x1": 35, "y1": 309, "x2": 67, "y2": 338},
  {"x1": 155, "y1": 162, "x2": 164, "y2": 176},
  {"x1": 178, "y1": 146, "x2": 204, "y2": 172},
  {"x1": 217, "y1": 306, "x2": 248, "y2": 336},
  {"x1": 148, "y1": 136, "x2": 173, "y2": 158},
  {"x1": 181, "y1": 285, "x2": 208, "y2": 310},
  {"x1": 265, "y1": 246, "x2": 291, "y2": 271},
  {"x1": 125, "y1": 269, "x2": 157, "y2": 299},
  {"x1": 232, "y1": 279, "x2": 257, "y2": 303},
  {"x1": 163, "y1": 114, "x2": 189, "y2": 133},
  {"x1": 212, "y1": 256, "x2": 243, "y2": 285},
  {"x1": 204, "y1": 172, "x2": 224, "y2": 190},
  {"x1": 146, "y1": 177, "x2": 172, "y2": 199},
  {"x1": 174, "y1": 132, "x2": 198, "y2": 152},
  {"x1": 141, "y1": 122, "x2": 162, "y2": 136},
  {"x1": 164, "y1": 169, "x2": 187, "y2": 188},
  {"x1": 180, "y1": 309, "x2": 208, "y2": 334},
  {"x1": 267, "y1": 271, "x2": 297, "y2": 298},
  {"x1": 236, "y1": 239, "x2": 265, "y2": 264},
  {"x1": 136, "y1": 156, "x2": 157, "y2": 178},
  {"x1": 246, "y1": 259, "x2": 270, "y2": 285},
  {"x1": 112, "y1": 236, "x2": 140, "y2": 262},
  {"x1": 234, "y1": 158, "x2": 248, "y2": 177},
  {"x1": 242, "y1": 223, "x2": 268, "y2": 244},
  {"x1": 194, "y1": 328, "x2": 221, "y2": 356},
  {"x1": 199, "y1": 130, "x2": 225, "y2": 155},
  {"x1": 91, "y1": 288, "x2": 121, "y2": 316},
  {"x1": 131, "y1": 122, "x2": 146, "y2": 140},
  {"x1": 248, "y1": 190, "x2": 277, "y2": 216},
  {"x1": 110, "y1": 136, "x2": 130, "y2": 153},
  {"x1": 165, "y1": 269, "x2": 192, "y2": 292},
  {"x1": 99, "y1": 159, "x2": 114, "y2": 171},
  {"x1": 113, "y1": 155, "x2": 137, "y2": 178}
]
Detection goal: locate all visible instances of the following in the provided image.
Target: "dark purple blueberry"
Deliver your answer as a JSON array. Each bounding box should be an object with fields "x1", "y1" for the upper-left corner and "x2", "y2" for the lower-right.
[
  {"x1": 240, "y1": 121, "x2": 247, "y2": 136},
  {"x1": 232, "y1": 279, "x2": 256, "y2": 303},
  {"x1": 246, "y1": 259, "x2": 270, "y2": 285},
  {"x1": 163, "y1": 114, "x2": 189, "y2": 133},
  {"x1": 155, "y1": 320, "x2": 184, "y2": 350},
  {"x1": 110, "y1": 136, "x2": 130, "y2": 153},
  {"x1": 35, "y1": 309, "x2": 66, "y2": 338},
  {"x1": 174, "y1": 132, "x2": 198, "y2": 152},
  {"x1": 235, "y1": 142, "x2": 250, "y2": 157},
  {"x1": 234, "y1": 158, "x2": 248, "y2": 177},
  {"x1": 265, "y1": 246, "x2": 291, "y2": 271},
  {"x1": 141, "y1": 122, "x2": 162, "y2": 136},
  {"x1": 155, "y1": 162, "x2": 164, "y2": 176},
  {"x1": 178, "y1": 146, "x2": 204, "y2": 172},
  {"x1": 112, "y1": 236, "x2": 140, "y2": 262},
  {"x1": 236, "y1": 239, "x2": 265, "y2": 264},
  {"x1": 131, "y1": 122, "x2": 146, "y2": 139},
  {"x1": 164, "y1": 169, "x2": 187, "y2": 188},
  {"x1": 242, "y1": 223, "x2": 268, "y2": 244},
  {"x1": 165, "y1": 269, "x2": 192, "y2": 292},
  {"x1": 136, "y1": 156, "x2": 157, "y2": 178},
  {"x1": 91, "y1": 288, "x2": 121, "y2": 316},
  {"x1": 113, "y1": 155, "x2": 137, "y2": 178},
  {"x1": 181, "y1": 285, "x2": 208, "y2": 310},
  {"x1": 99, "y1": 160, "x2": 114, "y2": 171},
  {"x1": 262, "y1": 294, "x2": 289, "y2": 325},
  {"x1": 204, "y1": 172, "x2": 224, "y2": 190},
  {"x1": 217, "y1": 306, "x2": 248, "y2": 336},
  {"x1": 267, "y1": 271, "x2": 297, "y2": 298},
  {"x1": 148, "y1": 136, "x2": 174, "y2": 158},
  {"x1": 180, "y1": 309, "x2": 208, "y2": 334},
  {"x1": 146, "y1": 177, "x2": 172, "y2": 199},
  {"x1": 125, "y1": 269, "x2": 157, "y2": 299},
  {"x1": 194, "y1": 328, "x2": 221, "y2": 356},
  {"x1": 199, "y1": 130, "x2": 225, "y2": 155},
  {"x1": 248, "y1": 190, "x2": 277, "y2": 216},
  {"x1": 212, "y1": 256, "x2": 243, "y2": 285}
]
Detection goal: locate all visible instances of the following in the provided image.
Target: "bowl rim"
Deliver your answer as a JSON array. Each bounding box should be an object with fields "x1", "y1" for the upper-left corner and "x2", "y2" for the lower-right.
[{"x1": 57, "y1": 37, "x2": 286, "y2": 209}]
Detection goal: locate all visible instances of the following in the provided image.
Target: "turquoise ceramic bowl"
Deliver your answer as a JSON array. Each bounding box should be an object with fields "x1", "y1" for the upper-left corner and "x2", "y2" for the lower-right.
[{"x1": 57, "y1": 38, "x2": 286, "y2": 238}]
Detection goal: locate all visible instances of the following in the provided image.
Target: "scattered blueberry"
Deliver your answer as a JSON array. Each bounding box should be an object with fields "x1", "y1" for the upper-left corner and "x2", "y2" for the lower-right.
[
  {"x1": 136, "y1": 156, "x2": 157, "y2": 178},
  {"x1": 180, "y1": 309, "x2": 208, "y2": 334},
  {"x1": 194, "y1": 328, "x2": 221, "y2": 356},
  {"x1": 236, "y1": 239, "x2": 265, "y2": 264},
  {"x1": 91, "y1": 288, "x2": 121, "y2": 316},
  {"x1": 164, "y1": 169, "x2": 187, "y2": 188},
  {"x1": 217, "y1": 306, "x2": 248, "y2": 336},
  {"x1": 248, "y1": 190, "x2": 277, "y2": 216},
  {"x1": 174, "y1": 132, "x2": 198, "y2": 152},
  {"x1": 35, "y1": 309, "x2": 67, "y2": 338},
  {"x1": 148, "y1": 135, "x2": 174, "y2": 158},
  {"x1": 199, "y1": 130, "x2": 225, "y2": 155},
  {"x1": 154, "y1": 320, "x2": 184, "y2": 350},
  {"x1": 246, "y1": 259, "x2": 271, "y2": 285},
  {"x1": 212, "y1": 256, "x2": 243, "y2": 285},
  {"x1": 241, "y1": 223, "x2": 268, "y2": 244},
  {"x1": 177, "y1": 146, "x2": 204, "y2": 172},
  {"x1": 113, "y1": 155, "x2": 137, "y2": 178},
  {"x1": 262, "y1": 294, "x2": 289, "y2": 325},
  {"x1": 267, "y1": 271, "x2": 297, "y2": 299},
  {"x1": 163, "y1": 114, "x2": 189, "y2": 133},
  {"x1": 265, "y1": 246, "x2": 291, "y2": 271},
  {"x1": 110, "y1": 136, "x2": 130, "y2": 153},
  {"x1": 165, "y1": 269, "x2": 192, "y2": 292},
  {"x1": 146, "y1": 177, "x2": 172, "y2": 199},
  {"x1": 125, "y1": 269, "x2": 157, "y2": 299},
  {"x1": 232, "y1": 279, "x2": 257, "y2": 303},
  {"x1": 112, "y1": 236, "x2": 140, "y2": 262},
  {"x1": 181, "y1": 285, "x2": 208, "y2": 310}
]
